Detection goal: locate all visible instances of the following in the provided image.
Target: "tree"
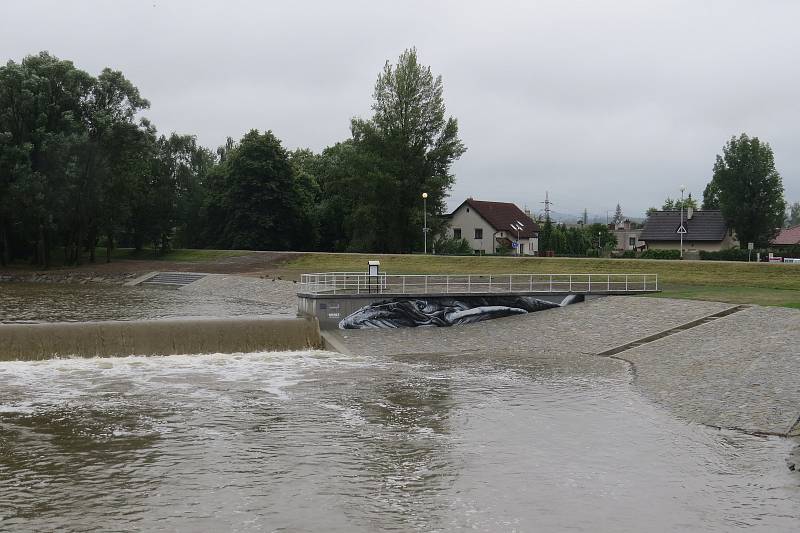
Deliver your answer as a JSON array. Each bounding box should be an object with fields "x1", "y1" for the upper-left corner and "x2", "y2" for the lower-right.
[
  {"x1": 200, "y1": 130, "x2": 308, "y2": 251},
  {"x1": 348, "y1": 48, "x2": 466, "y2": 252},
  {"x1": 613, "y1": 203, "x2": 623, "y2": 225},
  {"x1": 702, "y1": 180, "x2": 720, "y2": 209},
  {"x1": 662, "y1": 195, "x2": 698, "y2": 211},
  {"x1": 786, "y1": 202, "x2": 800, "y2": 227},
  {"x1": 704, "y1": 134, "x2": 786, "y2": 247},
  {"x1": 646, "y1": 207, "x2": 659, "y2": 217}
]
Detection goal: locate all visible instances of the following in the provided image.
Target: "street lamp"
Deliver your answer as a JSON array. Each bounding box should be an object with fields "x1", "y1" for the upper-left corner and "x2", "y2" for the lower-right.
[
  {"x1": 598, "y1": 231, "x2": 602, "y2": 254},
  {"x1": 422, "y1": 192, "x2": 428, "y2": 254},
  {"x1": 680, "y1": 185, "x2": 685, "y2": 259}
]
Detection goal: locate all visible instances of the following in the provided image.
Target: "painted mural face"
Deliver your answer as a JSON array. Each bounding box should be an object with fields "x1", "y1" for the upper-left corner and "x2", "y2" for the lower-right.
[{"x1": 339, "y1": 295, "x2": 583, "y2": 329}]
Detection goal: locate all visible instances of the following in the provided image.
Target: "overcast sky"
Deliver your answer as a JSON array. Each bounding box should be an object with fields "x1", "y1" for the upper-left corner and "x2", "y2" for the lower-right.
[{"x1": 2, "y1": 0, "x2": 798, "y2": 217}]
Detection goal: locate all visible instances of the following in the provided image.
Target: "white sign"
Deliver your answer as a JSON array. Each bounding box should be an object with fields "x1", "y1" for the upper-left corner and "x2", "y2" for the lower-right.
[
  {"x1": 677, "y1": 225, "x2": 687, "y2": 234},
  {"x1": 748, "y1": 242, "x2": 754, "y2": 250}
]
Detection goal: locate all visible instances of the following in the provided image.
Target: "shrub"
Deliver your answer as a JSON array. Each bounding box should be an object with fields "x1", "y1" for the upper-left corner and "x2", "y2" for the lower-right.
[
  {"x1": 640, "y1": 249, "x2": 681, "y2": 260},
  {"x1": 699, "y1": 249, "x2": 751, "y2": 261},
  {"x1": 434, "y1": 237, "x2": 473, "y2": 256}
]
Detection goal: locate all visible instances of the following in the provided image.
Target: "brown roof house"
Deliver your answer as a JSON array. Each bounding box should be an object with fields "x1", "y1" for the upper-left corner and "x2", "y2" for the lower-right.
[
  {"x1": 771, "y1": 225, "x2": 800, "y2": 247},
  {"x1": 447, "y1": 198, "x2": 540, "y2": 255},
  {"x1": 640, "y1": 208, "x2": 738, "y2": 252}
]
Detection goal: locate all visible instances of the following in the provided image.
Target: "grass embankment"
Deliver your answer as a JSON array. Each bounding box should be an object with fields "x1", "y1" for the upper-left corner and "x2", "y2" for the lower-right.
[
  {"x1": 277, "y1": 253, "x2": 800, "y2": 308},
  {"x1": 110, "y1": 248, "x2": 251, "y2": 262}
]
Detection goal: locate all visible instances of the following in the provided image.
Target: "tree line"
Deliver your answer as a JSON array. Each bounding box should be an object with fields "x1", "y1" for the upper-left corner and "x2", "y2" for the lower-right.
[{"x1": 0, "y1": 49, "x2": 465, "y2": 267}]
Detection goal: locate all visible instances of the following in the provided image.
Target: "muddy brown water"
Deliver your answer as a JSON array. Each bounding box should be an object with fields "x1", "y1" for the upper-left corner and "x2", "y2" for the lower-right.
[
  {"x1": 0, "y1": 283, "x2": 798, "y2": 531},
  {"x1": 0, "y1": 282, "x2": 289, "y2": 323}
]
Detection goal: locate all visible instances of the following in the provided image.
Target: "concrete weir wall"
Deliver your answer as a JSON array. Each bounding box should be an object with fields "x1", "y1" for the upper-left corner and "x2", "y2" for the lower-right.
[{"x1": 0, "y1": 317, "x2": 322, "y2": 361}]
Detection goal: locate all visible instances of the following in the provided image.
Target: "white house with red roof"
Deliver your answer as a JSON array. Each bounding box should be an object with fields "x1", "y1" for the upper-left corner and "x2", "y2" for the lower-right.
[{"x1": 446, "y1": 198, "x2": 540, "y2": 255}]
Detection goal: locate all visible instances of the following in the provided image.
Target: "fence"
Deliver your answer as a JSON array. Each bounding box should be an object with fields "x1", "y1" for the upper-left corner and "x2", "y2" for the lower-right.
[{"x1": 299, "y1": 272, "x2": 658, "y2": 295}]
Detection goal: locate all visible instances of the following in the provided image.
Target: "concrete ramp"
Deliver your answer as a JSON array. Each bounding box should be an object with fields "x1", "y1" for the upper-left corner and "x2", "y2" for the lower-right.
[
  {"x1": 133, "y1": 272, "x2": 207, "y2": 289},
  {"x1": 0, "y1": 317, "x2": 322, "y2": 361}
]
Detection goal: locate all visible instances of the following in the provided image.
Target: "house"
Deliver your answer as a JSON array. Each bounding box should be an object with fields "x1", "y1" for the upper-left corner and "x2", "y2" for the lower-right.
[
  {"x1": 771, "y1": 225, "x2": 800, "y2": 247},
  {"x1": 611, "y1": 219, "x2": 645, "y2": 251},
  {"x1": 447, "y1": 198, "x2": 540, "y2": 255},
  {"x1": 640, "y1": 209, "x2": 738, "y2": 252}
]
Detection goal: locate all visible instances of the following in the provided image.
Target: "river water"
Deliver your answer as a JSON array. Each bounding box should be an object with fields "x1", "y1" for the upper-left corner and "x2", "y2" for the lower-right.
[
  {"x1": 1, "y1": 349, "x2": 797, "y2": 532},
  {"x1": 0, "y1": 282, "x2": 286, "y2": 323}
]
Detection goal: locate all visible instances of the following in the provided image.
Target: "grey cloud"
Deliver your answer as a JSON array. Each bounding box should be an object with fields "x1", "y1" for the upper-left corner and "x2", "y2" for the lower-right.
[{"x1": 2, "y1": 0, "x2": 797, "y2": 217}]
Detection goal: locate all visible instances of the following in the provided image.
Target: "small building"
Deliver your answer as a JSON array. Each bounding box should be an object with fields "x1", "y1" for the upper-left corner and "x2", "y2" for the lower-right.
[
  {"x1": 771, "y1": 225, "x2": 800, "y2": 248},
  {"x1": 612, "y1": 219, "x2": 645, "y2": 251},
  {"x1": 447, "y1": 198, "x2": 540, "y2": 255},
  {"x1": 640, "y1": 209, "x2": 738, "y2": 252}
]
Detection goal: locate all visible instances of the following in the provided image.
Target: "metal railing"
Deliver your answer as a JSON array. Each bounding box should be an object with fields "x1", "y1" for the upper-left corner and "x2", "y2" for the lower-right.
[{"x1": 299, "y1": 272, "x2": 659, "y2": 295}]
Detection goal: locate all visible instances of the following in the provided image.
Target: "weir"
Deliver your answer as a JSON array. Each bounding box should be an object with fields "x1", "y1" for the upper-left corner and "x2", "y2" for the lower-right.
[
  {"x1": 297, "y1": 271, "x2": 660, "y2": 329},
  {"x1": 0, "y1": 317, "x2": 322, "y2": 361}
]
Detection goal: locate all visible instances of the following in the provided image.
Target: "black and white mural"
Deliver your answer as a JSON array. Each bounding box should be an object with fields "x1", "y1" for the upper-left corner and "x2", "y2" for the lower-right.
[{"x1": 338, "y1": 295, "x2": 583, "y2": 329}]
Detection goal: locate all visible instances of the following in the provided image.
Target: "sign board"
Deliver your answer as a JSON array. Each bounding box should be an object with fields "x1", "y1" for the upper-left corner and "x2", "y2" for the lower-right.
[
  {"x1": 748, "y1": 242, "x2": 754, "y2": 250},
  {"x1": 511, "y1": 242, "x2": 518, "y2": 249},
  {"x1": 677, "y1": 225, "x2": 687, "y2": 234},
  {"x1": 368, "y1": 260, "x2": 380, "y2": 277}
]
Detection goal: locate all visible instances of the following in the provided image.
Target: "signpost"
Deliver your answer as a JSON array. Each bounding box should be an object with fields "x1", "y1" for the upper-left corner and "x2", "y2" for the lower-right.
[{"x1": 748, "y1": 242, "x2": 754, "y2": 262}]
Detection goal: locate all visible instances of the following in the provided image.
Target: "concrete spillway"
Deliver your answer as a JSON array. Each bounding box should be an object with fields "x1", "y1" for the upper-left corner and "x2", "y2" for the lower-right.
[{"x1": 0, "y1": 317, "x2": 322, "y2": 361}]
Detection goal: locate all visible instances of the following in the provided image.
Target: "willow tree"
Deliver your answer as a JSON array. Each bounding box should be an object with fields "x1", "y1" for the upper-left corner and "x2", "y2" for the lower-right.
[{"x1": 349, "y1": 48, "x2": 466, "y2": 252}]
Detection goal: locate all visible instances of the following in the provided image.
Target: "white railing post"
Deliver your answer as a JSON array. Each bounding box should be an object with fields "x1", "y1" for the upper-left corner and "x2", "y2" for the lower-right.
[
  {"x1": 446, "y1": 275, "x2": 450, "y2": 293},
  {"x1": 425, "y1": 275, "x2": 428, "y2": 293},
  {"x1": 587, "y1": 275, "x2": 590, "y2": 293},
  {"x1": 569, "y1": 275, "x2": 572, "y2": 292},
  {"x1": 489, "y1": 275, "x2": 492, "y2": 292},
  {"x1": 607, "y1": 274, "x2": 610, "y2": 292},
  {"x1": 468, "y1": 275, "x2": 471, "y2": 293},
  {"x1": 529, "y1": 274, "x2": 533, "y2": 292},
  {"x1": 625, "y1": 274, "x2": 629, "y2": 292}
]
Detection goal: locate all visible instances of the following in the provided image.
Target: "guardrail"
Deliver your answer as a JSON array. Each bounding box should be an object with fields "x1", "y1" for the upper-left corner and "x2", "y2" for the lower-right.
[{"x1": 299, "y1": 272, "x2": 659, "y2": 295}]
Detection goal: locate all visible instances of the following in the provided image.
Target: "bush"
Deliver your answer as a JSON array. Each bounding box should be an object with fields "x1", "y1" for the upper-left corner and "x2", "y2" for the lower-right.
[
  {"x1": 640, "y1": 249, "x2": 681, "y2": 260},
  {"x1": 620, "y1": 250, "x2": 637, "y2": 258},
  {"x1": 434, "y1": 237, "x2": 473, "y2": 256},
  {"x1": 699, "y1": 248, "x2": 751, "y2": 261}
]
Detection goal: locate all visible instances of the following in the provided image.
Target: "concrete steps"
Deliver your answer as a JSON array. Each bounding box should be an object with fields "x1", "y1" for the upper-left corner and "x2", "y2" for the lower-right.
[{"x1": 139, "y1": 272, "x2": 206, "y2": 289}]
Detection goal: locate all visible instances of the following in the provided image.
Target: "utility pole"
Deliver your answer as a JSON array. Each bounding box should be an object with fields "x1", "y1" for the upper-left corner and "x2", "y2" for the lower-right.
[{"x1": 541, "y1": 191, "x2": 553, "y2": 221}]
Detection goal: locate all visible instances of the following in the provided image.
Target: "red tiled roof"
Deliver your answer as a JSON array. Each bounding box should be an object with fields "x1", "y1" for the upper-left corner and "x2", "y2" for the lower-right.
[
  {"x1": 771, "y1": 225, "x2": 800, "y2": 246},
  {"x1": 452, "y1": 199, "x2": 539, "y2": 238}
]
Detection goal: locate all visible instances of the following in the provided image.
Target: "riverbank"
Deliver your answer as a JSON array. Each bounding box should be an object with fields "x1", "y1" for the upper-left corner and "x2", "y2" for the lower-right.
[
  {"x1": 3, "y1": 249, "x2": 799, "y2": 307},
  {"x1": 334, "y1": 296, "x2": 800, "y2": 439}
]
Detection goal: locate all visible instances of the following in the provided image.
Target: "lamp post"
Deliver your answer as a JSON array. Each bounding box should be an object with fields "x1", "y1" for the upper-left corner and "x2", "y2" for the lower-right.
[
  {"x1": 680, "y1": 185, "x2": 685, "y2": 259},
  {"x1": 422, "y1": 192, "x2": 428, "y2": 254},
  {"x1": 598, "y1": 231, "x2": 602, "y2": 254}
]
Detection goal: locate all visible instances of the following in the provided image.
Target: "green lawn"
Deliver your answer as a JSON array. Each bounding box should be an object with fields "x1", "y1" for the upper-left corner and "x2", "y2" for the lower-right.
[
  {"x1": 279, "y1": 253, "x2": 800, "y2": 308},
  {"x1": 111, "y1": 248, "x2": 252, "y2": 262}
]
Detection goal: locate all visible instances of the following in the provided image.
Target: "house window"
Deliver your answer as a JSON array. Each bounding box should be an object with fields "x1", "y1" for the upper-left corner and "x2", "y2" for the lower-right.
[
  {"x1": 629, "y1": 237, "x2": 636, "y2": 247},
  {"x1": 474, "y1": 228, "x2": 483, "y2": 239},
  {"x1": 453, "y1": 228, "x2": 462, "y2": 239},
  {"x1": 520, "y1": 243, "x2": 525, "y2": 254}
]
